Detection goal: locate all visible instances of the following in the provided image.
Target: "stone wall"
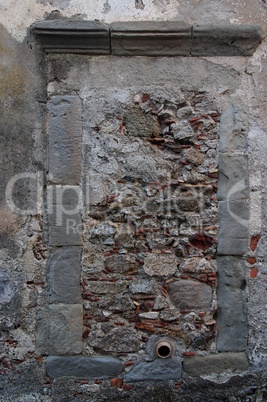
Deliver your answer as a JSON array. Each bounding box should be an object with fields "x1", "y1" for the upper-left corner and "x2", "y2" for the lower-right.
[{"x1": 1, "y1": 1, "x2": 267, "y2": 401}]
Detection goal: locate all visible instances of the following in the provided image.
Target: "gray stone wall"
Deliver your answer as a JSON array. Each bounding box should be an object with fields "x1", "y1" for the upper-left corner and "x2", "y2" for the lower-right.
[{"x1": 1, "y1": 1, "x2": 267, "y2": 400}]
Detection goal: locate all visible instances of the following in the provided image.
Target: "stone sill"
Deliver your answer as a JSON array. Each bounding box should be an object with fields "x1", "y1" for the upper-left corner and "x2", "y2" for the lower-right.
[
  {"x1": 45, "y1": 352, "x2": 249, "y2": 379},
  {"x1": 33, "y1": 20, "x2": 263, "y2": 56}
]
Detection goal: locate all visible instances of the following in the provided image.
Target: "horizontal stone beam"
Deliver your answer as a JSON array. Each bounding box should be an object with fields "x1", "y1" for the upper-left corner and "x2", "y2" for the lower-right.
[
  {"x1": 33, "y1": 20, "x2": 110, "y2": 54},
  {"x1": 183, "y1": 352, "x2": 249, "y2": 377},
  {"x1": 46, "y1": 356, "x2": 123, "y2": 378},
  {"x1": 33, "y1": 20, "x2": 263, "y2": 56}
]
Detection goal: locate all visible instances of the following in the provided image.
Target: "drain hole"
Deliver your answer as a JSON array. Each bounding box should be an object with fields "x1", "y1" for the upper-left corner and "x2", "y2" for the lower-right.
[{"x1": 155, "y1": 340, "x2": 173, "y2": 359}]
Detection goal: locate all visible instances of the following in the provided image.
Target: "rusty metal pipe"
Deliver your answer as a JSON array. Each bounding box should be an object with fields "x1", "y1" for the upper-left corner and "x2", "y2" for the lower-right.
[{"x1": 155, "y1": 340, "x2": 173, "y2": 359}]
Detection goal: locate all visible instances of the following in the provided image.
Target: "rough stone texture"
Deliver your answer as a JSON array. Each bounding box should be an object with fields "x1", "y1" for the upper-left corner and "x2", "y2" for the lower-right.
[
  {"x1": 36, "y1": 304, "x2": 83, "y2": 355},
  {"x1": 74, "y1": 74, "x2": 221, "y2": 355},
  {"x1": 104, "y1": 254, "x2": 139, "y2": 275},
  {"x1": 192, "y1": 24, "x2": 263, "y2": 56},
  {"x1": 125, "y1": 356, "x2": 182, "y2": 382},
  {"x1": 46, "y1": 355, "x2": 123, "y2": 378},
  {"x1": 49, "y1": 246, "x2": 82, "y2": 304},
  {"x1": 217, "y1": 257, "x2": 248, "y2": 352},
  {"x1": 183, "y1": 352, "x2": 249, "y2": 377},
  {"x1": 180, "y1": 258, "x2": 217, "y2": 274},
  {"x1": 47, "y1": 185, "x2": 83, "y2": 246},
  {"x1": 144, "y1": 254, "x2": 178, "y2": 277},
  {"x1": 0, "y1": 270, "x2": 14, "y2": 303},
  {"x1": 47, "y1": 95, "x2": 82, "y2": 184},
  {"x1": 129, "y1": 278, "x2": 153, "y2": 294},
  {"x1": 168, "y1": 280, "x2": 213, "y2": 311},
  {"x1": 217, "y1": 200, "x2": 249, "y2": 256},
  {"x1": 90, "y1": 327, "x2": 140, "y2": 353},
  {"x1": 86, "y1": 280, "x2": 128, "y2": 295}
]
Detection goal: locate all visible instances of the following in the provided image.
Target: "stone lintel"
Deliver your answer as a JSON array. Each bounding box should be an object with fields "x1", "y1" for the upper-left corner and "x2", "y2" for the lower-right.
[
  {"x1": 110, "y1": 21, "x2": 191, "y2": 56},
  {"x1": 46, "y1": 356, "x2": 123, "y2": 378},
  {"x1": 33, "y1": 20, "x2": 110, "y2": 54},
  {"x1": 33, "y1": 20, "x2": 263, "y2": 56},
  {"x1": 183, "y1": 352, "x2": 249, "y2": 377},
  {"x1": 192, "y1": 24, "x2": 263, "y2": 56}
]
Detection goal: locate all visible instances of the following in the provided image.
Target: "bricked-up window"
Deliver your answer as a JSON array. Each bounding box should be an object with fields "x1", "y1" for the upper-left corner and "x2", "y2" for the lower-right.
[{"x1": 34, "y1": 20, "x2": 260, "y2": 379}]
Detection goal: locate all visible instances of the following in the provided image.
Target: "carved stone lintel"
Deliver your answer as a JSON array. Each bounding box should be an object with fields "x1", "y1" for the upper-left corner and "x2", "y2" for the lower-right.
[{"x1": 33, "y1": 20, "x2": 263, "y2": 56}]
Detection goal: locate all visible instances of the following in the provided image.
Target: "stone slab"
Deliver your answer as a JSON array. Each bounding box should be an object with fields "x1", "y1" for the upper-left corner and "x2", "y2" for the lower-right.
[
  {"x1": 217, "y1": 238, "x2": 248, "y2": 256},
  {"x1": 47, "y1": 185, "x2": 82, "y2": 246},
  {"x1": 33, "y1": 20, "x2": 110, "y2": 54},
  {"x1": 125, "y1": 356, "x2": 182, "y2": 382},
  {"x1": 219, "y1": 104, "x2": 248, "y2": 154},
  {"x1": 217, "y1": 200, "x2": 249, "y2": 256},
  {"x1": 49, "y1": 246, "x2": 82, "y2": 304},
  {"x1": 218, "y1": 154, "x2": 249, "y2": 201},
  {"x1": 110, "y1": 21, "x2": 192, "y2": 56},
  {"x1": 46, "y1": 356, "x2": 123, "y2": 378},
  {"x1": 36, "y1": 304, "x2": 83, "y2": 355},
  {"x1": 217, "y1": 257, "x2": 248, "y2": 352},
  {"x1": 192, "y1": 24, "x2": 263, "y2": 56},
  {"x1": 48, "y1": 96, "x2": 82, "y2": 185},
  {"x1": 183, "y1": 353, "x2": 249, "y2": 377},
  {"x1": 168, "y1": 280, "x2": 212, "y2": 311}
]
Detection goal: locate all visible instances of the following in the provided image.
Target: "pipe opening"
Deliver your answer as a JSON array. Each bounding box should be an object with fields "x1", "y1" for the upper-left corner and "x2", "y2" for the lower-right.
[{"x1": 155, "y1": 340, "x2": 173, "y2": 359}]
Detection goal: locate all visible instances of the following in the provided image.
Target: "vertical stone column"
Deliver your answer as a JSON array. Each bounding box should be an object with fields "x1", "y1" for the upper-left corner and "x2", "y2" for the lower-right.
[
  {"x1": 217, "y1": 103, "x2": 249, "y2": 352},
  {"x1": 37, "y1": 95, "x2": 83, "y2": 355}
]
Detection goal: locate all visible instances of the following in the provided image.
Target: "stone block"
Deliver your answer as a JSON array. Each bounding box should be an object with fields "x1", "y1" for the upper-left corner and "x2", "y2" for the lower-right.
[
  {"x1": 46, "y1": 356, "x2": 123, "y2": 379},
  {"x1": 218, "y1": 154, "x2": 249, "y2": 201},
  {"x1": 48, "y1": 96, "x2": 82, "y2": 185},
  {"x1": 110, "y1": 21, "x2": 192, "y2": 56},
  {"x1": 217, "y1": 200, "x2": 249, "y2": 256},
  {"x1": 49, "y1": 246, "x2": 82, "y2": 304},
  {"x1": 129, "y1": 278, "x2": 153, "y2": 294},
  {"x1": 168, "y1": 280, "x2": 212, "y2": 311},
  {"x1": 36, "y1": 304, "x2": 83, "y2": 355},
  {"x1": 219, "y1": 104, "x2": 248, "y2": 154},
  {"x1": 144, "y1": 253, "x2": 177, "y2": 277},
  {"x1": 87, "y1": 281, "x2": 128, "y2": 295},
  {"x1": 47, "y1": 185, "x2": 82, "y2": 246},
  {"x1": 192, "y1": 24, "x2": 263, "y2": 56},
  {"x1": 34, "y1": 20, "x2": 110, "y2": 54},
  {"x1": 183, "y1": 352, "x2": 249, "y2": 377},
  {"x1": 90, "y1": 327, "x2": 140, "y2": 353},
  {"x1": 217, "y1": 238, "x2": 248, "y2": 256},
  {"x1": 124, "y1": 106, "x2": 160, "y2": 137},
  {"x1": 125, "y1": 356, "x2": 182, "y2": 382},
  {"x1": 217, "y1": 257, "x2": 248, "y2": 352}
]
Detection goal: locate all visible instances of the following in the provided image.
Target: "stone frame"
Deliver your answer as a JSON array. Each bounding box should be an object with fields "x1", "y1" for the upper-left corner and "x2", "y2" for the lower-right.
[{"x1": 34, "y1": 20, "x2": 262, "y2": 378}]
